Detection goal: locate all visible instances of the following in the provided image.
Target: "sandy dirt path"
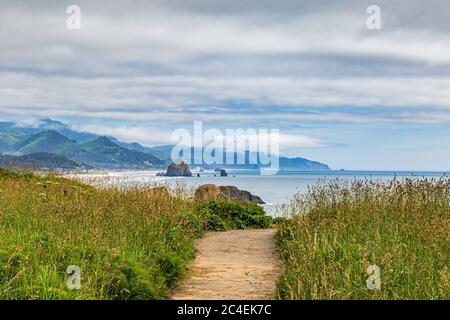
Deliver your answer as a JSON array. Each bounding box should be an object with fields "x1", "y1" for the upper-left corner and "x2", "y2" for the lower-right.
[{"x1": 171, "y1": 229, "x2": 281, "y2": 300}]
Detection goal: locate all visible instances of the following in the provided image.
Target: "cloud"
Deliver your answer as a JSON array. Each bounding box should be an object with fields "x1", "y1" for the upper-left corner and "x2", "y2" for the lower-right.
[
  {"x1": 13, "y1": 118, "x2": 47, "y2": 128},
  {"x1": 2, "y1": 1, "x2": 450, "y2": 75},
  {"x1": 0, "y1": 0, "x2": 449, "y2": 128},
  {"x1": 1, "y1": 73, "x2": 450, "y2": 125},
  {"x1": 70, "y1": 123, "x2": 174, "y2": 146},
  {"x1": 204, "y1": 131, "x2": 324, "y2": 150},
  {"x1": 72, "y1": 122, "x2": 324, "y2": 151}
]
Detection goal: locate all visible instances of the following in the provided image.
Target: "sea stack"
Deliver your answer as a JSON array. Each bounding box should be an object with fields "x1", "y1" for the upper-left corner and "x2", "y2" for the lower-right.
[
  {"x1": 215, "y1": 168, "x2": 228, "y2": 177},
  {"x1": 164, "y1": 161, "x2": 192, "y2": 177}
]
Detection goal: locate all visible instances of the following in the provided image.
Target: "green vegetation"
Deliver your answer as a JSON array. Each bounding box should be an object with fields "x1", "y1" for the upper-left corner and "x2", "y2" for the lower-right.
[
  {"x1": 0, "y1": 168, "x2": 271, "y2": 299},
  {"x1": 0, "y1": 152, "x2": 92, "y2": 171},
  {"x1": 0, "y1": 131, "x2": 28, "y2": 152},
  {"x1": 15, "y1": 130, "x2": 75, "y2": 154},
  {"x1": 276, "y1": 178, "x2": 449, "y2": 300},
  {"x1": 195, "y1": 200, "x2": 272, "y2": 232},
  {"x1": 60, "y1": 136, "x2": 165, "y2": 169},
  {"x1": 0, "y1": 127, "x2": 166, "y2": 170},
  {"x1": 0, "y1": 118, "x2": 332, "y2": 171}
]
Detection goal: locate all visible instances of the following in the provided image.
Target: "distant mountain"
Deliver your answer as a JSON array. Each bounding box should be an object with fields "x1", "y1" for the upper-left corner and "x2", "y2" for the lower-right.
[
  {"x1": 109, "y1": 137, "x2": 156, "y2": 154},
  {"x1": 0, "y1": 118, "x2": 97, "y2": 142},
  {"x1": 36, "y1": 119, "x2": 98, "y2": 142},
  {"x1": 278, "y1": 157, "x2": 330, "y2": 171},
  {"x1": 209, "y1": 156, "x2": 330, "y2": 171},
  {"x1": 59, "y1": 136, "x2": 166, "y2": 169},
  {"x1": 0, "y1": 152, "x2": 92, "y2": 171},
  {"x1": 0, "y1": 129, "x2": 168, "y2": 170},
  {"x1": 0, "y1": 131, "x2": 28, "y2": 152},
  {"x1": 147, "y1": 145, "x2": 175, "y2": 161},
  {"x1": 152, "y1": 145, "x2": 331, "y2": 171},
  {"x1": 0, "y1": 118, "x2": 331, "y2": 171},
  {"x1": 15, "y1": 130, "x2": 76, "y2": 154}
]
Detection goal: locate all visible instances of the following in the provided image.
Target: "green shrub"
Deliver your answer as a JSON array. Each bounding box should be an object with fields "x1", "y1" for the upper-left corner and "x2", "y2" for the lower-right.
[
  {"x1": 196, "y1": 200, "x2": 272, "y2": 231},
  {"x1": 205, "y1": 213, "x2": 227, "y2": 231},
  {"x1": 179, "y1": 208, "x2": 205, "y2": 238}
]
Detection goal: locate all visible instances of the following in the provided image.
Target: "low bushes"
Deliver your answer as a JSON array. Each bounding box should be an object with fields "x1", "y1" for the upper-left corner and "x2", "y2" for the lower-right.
[{"x1": 196, "y1": 200, "x2": 272, "y2": 231}]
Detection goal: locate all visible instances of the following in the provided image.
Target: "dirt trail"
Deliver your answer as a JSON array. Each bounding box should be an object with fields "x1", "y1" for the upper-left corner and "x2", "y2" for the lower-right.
[{"x1": 171, "y1": 229, "x2": 281, "y2": 300}]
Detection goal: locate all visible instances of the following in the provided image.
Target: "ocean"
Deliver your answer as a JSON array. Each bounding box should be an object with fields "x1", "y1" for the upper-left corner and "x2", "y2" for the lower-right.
[{"x1": 79, "y1": 170, "x2": 448, "y2": 216}]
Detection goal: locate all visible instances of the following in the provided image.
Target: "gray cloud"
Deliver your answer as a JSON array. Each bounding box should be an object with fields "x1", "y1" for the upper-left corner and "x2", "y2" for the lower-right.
[{"x1": 0, "y1": 0, "x2": 449, "y2": 126}]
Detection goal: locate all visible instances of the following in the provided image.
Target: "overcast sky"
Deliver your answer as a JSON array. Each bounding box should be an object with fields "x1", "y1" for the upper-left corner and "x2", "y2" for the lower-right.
[{"x1": 0, "y1": 0, "x2": 449, "y2": 170}]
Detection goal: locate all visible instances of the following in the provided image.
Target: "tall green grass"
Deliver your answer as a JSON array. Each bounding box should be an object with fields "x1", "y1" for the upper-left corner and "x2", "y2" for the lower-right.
[
  {"x1": 276, "y1": 177, "x2": 449, "y2": 300},
  {"x1": 0, "y1": 168, "x2": 270, "y2": 299}
]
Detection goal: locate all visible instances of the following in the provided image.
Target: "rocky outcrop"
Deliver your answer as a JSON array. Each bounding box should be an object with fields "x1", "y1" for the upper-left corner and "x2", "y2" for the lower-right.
[
  {"x1": 164, "y1": 161, "x2": 192, "y2": 177},
  {"x1": 218, "y1": 186, "x2": 265, "y2": 204},
  {"x1": 214, "y1": 168, "x2": 228, "y2": 177},
  {"x1": 194, "y1": 184, "x2": 265, "y2": 204},
  {"x1": 194, "y1": 184, "x2": 221, "y2": 202}
]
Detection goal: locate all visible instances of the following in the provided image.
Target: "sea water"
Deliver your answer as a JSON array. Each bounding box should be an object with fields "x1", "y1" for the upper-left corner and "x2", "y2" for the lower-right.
[{"x1": 87, "y1": 170, "x2": 447, "y2": 217}]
